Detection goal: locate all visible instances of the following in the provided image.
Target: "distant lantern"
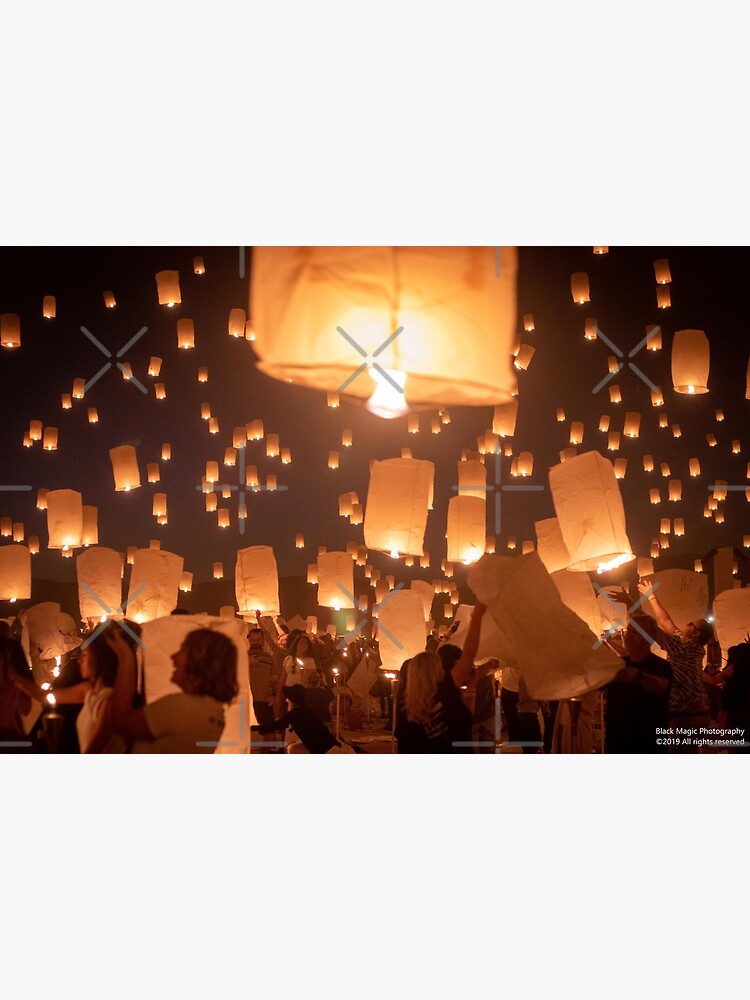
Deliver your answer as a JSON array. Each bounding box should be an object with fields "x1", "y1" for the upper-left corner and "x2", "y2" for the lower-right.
[
  {"x1": 147, "y1": 463, "x2": 160, "y2": 483},
  {"x1": 246, "y1": 466, "x2": 259, "y2": 488},
  {"x1": 71, "y1": 378, "x2": 85, "y2": 400},
  {"x1": 212, "y1": 561, "x2": 224, "y2": 580},
  {"x1": 651, "y1": 541, "x2": 660, "y2": 558},
  {"x1": 245, "y1": 320, "x2": 255, "y2": 341},
  {"x1": 231, "y1": 427, "x2": 246, "y2": 450},
  {"x1": 152, "y1": 494, "x2": 167, "y2": 518},
  {"x1": 747, "y1": 359, "x2": 750, "y2": 400},
  {"x1": 281, "y1": 448, "x2": 291, "y2": 464},
  {"x1": 401, "y1": 447, "x2": 412, "y2": 459},
  {"x1": 624, "y1": 412, "x2": 641, "y2": 437},
  {"x1": 549, "y1": 451, "x2": 634, "y2": 574},
  {"x1": 674, "y1": 518, "x2": 685, "y2": 536},
  {"x1": 514, "y1": 344, "x2": 535, "y2": 371},
  {"x1": 109, "y1": 445, "x2": 140, "y2": 492},
  {"x1": 46, "y1": 489, "x2": 83, "y2": 550},
  {"x1": 609, "y1": 385, "x2": 622, "y2": 404},
  {"x1": 154, "y1": 383, "x2": 166, "y2": 400},
  {"x1": 715, "y1": 408, "x2": 725, "y2": 422},
  {"x1": 0, "y1": 518, "x2": 11, "y2": 536},
  {"x1": 660, "y1": 463, "x2": 671, "y2": 478},
  {"x1": 127, "y1": 549, "x2": 183, "y2": 622},
  {"x1": 266, "y1": 474, "x2": 277, "y2": 491},
  {"x1": 570, "y1": 273, "x2": 590, "y2": 304},
  {"x1": 646, "y1": 325, "x2": 662, "y2": 351},
  {"x1": 342, "y1": 429, "x2": 353, "y2": 448},
  {"x1": 656, "y1": 286, "x2": 671, "y2": 309},
  {"x1": 485, "y1": 536, "x2": 496, "y2": 554},
  {"x1": 689, "y1": 458, "x2": 701, "y2": 477},
  {"x1": 36, "y1": 489, "x2": 49, "y2": 511},
  {"x1": 650, "y1": 489, "x2": 661, "y2": 504},
  {"x1": 205, "y1": 493, "x2": 217, "y2": 512},
  {"x1": 559, "y1": 448, "x2": 577, "y2": 463},
  {"x1": 430, "y1": 418, "x2": 441, "y2": 434},
  {"x1": 29, "y1": 420, "x2": 43, "y2": 441},
  {"x1": 668, "y1": 480, "x2": 682, "y2": 502},
  {"x1": 161, "y1": 443, "x2": 171, "y2": 461},
  {"x1": 328, "y1": 451, "x2": 339, "y2": 470},
  {"x1": 42, "y1": 295, "x2": 56, "y2": 319},
  {"x1": 179, "y1": 571, "x2": 193, "y2": 593},
  {"x1": 177, "y1": 318, "x2": 195, "y2": 349},
  {"x1": 200, "y1": 403, "x2": 211, "y2": 421},
  {"x1": 148, "y1": 357, "x2": 163, "y2": 377},
  {"x1": 155, "y1": 270, "x2": 181, "y2": 307},
  {"x1": 607, "y1": 356, "x2": 620, "y2": 375},
  {"x1": 0, "y1": 545, "x2": 31, "y2": 602},
  {"x1": 224, "y1": 447, "x2": 237, "y2": 467},
  {"x1": 732, "y1": 439, "x2": 741, "y2": 454},
  {"x1": 408, "y1": 414, "x2": 420, "y2": 433},
  {"x1": 712, "y1": 482, "x2": 728, "y2": 502},
  {"x1": 517, "y1": 452, "x2": 534, "y2": 477},
  {"x1": 715, "y1": 510, "x2": 725, "y2": 525},
  {"x1": 613, "y1": 459, "x2": 627, "y2": 479},
  {"x1": 327, "y1": 393, "x2": 340, "y2": 408},
  {"x1": 570, "y1": 421, "x2": 584, "y2": 445},
  {"x1": 506, "y1": 536, "x2": 517, "y2": 550},
  {"x1": 28, "y1": 536, "x2": 39, "y2": 555},
  {"x1": 458, "y1": 459, "x2": 487, "y2": 501},
  {"x1": 42, "y1": 427, "x2": 58, "y2": 450},
  {"x1": 660, "y1": 518, "x2": 671, "y2": 535},
  {"x1": 671, "y1": 424, "x2": 682, "y2": 439},
  {"x1": 205, "y1": 461, "x2": 219, "y2": 483},
  {"x1": 191, "y1": 255, "x2": 206, "y2": 275},
  {"x1": 208, "y1": 418, "x2": 219, "y2": 434},
  {"x1": 266, "y1": 434, "x2": 280, "y2": 458},
  {"x1": 659, "y1": 414, "x2": 669, "y2": 429},
  {"x1": 599, "y1": 415, "x2": 610, "y2": 433},
  {"x1": 317, "y1": 551, "x2": 355, "y2": 609},
  {"x1": 672, "y1": 329, "x2": 709, "y2": 394},
  {"x1": 82, "y1": 506, "x2": 98, "y2": 545},
  {"x1": 695, "y1": 559, "x2": 704, "y2": 572},
  {"x1": 22, "y1": 433, "x2": 32, "y2": 448},
  {"x1": 0, "y1": 314, "x2": 20, "y2": 347},
  {"x1": 295, "y1": 533, "x2": 305, "y2": 549},
  {"x1": 650, "y1": 387, "x2": 664, "y2": 407},
  {"x1": 584, "y1": 317, "x2": 598, "y2": 341},
  {"x1": 607, "y1": 432, "x2": 620, "y2": 451},
  {"x1": 87, "y1": 408, "x2": 99, "y2": 424},
  {"x1": 228, "y1": 308, "x2": 246, "y2": 338},
  {"x1": 198, "y1": 367, "x2": 209, "y2": 383},
  {"x1": 307, "y1": 563, "x2": 318, "y2": 585},
  {"x1": 706, "y1": 433, "x2": 717, "y2": 447},
  {"x1": 217, "y1": 509, "x2": 230, "y2": 528},
  {"x1": 364, "y1": 458, "x2": 433, "y2": 556},
  {"x1": 350, "y1": 503, "x2": 363, "y2": 525},
  {"x1": 523, "y1": 313, "x2": 535, "y2": 332},
  {"x1": 120, "y1": 363, "x2": 133, "y2": 381},
  {"x1": 103, "y1": 290, "x2": 116, "y2": 309},
  {"x1": 492, "y1": 400, "x2": 518, "y2": 438},
  {"x1": 556, "y1": 408, "x2": 566, "y2": 422},
  {"x1": 61, "y1": 394, "x2": 72, "y2": 410},
  {"x1": 247, "y1": 419, "x2": 264, "y2": 440},
  {"x1": 447, "y1": 496, "x2": 486, "y2": 564},
  {"x1": 653, "y1": 259, "x2": 672, "y2": 284},
  {"x1": 593, "y1": 246, "x2": 608, "y2": 255},
  {"x1": 77, "y1": 547, "x2": 122, "y2": 621}
]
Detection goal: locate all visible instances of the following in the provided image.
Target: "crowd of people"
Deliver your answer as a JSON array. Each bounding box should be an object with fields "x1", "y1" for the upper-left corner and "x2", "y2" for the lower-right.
[{"x1": 1, "y1": 588, "x2": 748, "y2": 753}]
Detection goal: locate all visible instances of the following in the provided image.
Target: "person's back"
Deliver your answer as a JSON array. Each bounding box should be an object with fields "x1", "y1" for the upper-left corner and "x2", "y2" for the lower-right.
[{"x1": 304, "y1": 684, "x2": 334, "y2": 723}]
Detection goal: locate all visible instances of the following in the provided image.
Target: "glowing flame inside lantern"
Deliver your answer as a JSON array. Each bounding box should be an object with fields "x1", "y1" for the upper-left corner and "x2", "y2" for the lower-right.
[
  {"x1": 366, "y1": 368, "x2": 408, "y2": 419},
  {"x1": 596, "y1": 552, "x2": 634, "y2": 575},
  {"x1": 47, "y1": 692, "x2": 56, "y2": 706}
]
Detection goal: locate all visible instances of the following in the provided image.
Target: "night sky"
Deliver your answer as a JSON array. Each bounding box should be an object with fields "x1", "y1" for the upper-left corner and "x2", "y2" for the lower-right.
[{"x1": 1, "y1": 246, "x2": 748, "y2": 616}]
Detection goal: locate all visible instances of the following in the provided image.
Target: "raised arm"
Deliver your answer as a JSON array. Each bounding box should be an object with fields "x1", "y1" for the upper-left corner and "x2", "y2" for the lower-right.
[
  {"x1": 451, "y1": 603, "x2": 488, "y2": 689},
  {"x1": 637, "y1": 581, "x2": 678, "y2": 635},
  {"x1": 11, "y1": 672, "x2": 91, "y2": 705}
]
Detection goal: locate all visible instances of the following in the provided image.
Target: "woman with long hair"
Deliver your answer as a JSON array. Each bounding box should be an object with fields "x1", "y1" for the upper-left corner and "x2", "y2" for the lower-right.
[
  {"x1": 106, "y1": 627, "x2": 238, "y2": 753},
  {"x1": 280, "y1": 632, "x2": 321, "y2": 690},
  {"x1": 398, "y1": 602, "x2": 487, "y2": 753}
]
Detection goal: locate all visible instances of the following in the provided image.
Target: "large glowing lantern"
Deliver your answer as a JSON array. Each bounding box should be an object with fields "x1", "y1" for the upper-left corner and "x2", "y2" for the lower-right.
[
  {"x1": 364, "y1": 458, "x2": 433, "y2": 557},
  {"x1": 447, "y1": 496, "x2": 486, "y2": 564},
  {"x1": 1, "y1": 313, "x2": 21, "y2": 347},
  {"x1": 155, "y1": 270, "x2": 181, "y2": 306},
  {"x1": 549, "y1": 451, "x2": 634, "y2": 573},
  {"x1": 46, "y1": 489, "x2": 83, "y2": 550},
  {"x1": 317, "y1": 552, "x2": 355, "y2": 609},
  {"x1": 672, "y1": 329, "x2": 709, "y2": 394},
  {"x1": 82, "y1": 506, "x2": 98, "y2": 545},
  {"x1": 250, "y1": 246, "x2": 518, "y2": 413},
  {"x1": 126, "y1": 548, "x2": 183, "y2": 622},
  {"x1": 535, "y1": 517, "x2": 571, "y2": 574},
  {"x1": 643, "y1": 570, "x2": 708, "y2": 633},
  {"x1": 409, "y1": 580, "x2": 435, "y2": 621},
  {"x1": 0, "y1": 545, "x2": 31, "y2": 601},
  {"x1": 377, "y1": 590, "x2": 426, "y2": 672},
  {"x1": 458, "y1": 459, "x2": 487, "y2": 501},
  {"x1": 235, "y1": 545, "x2": 279, "y2": 616},
  {"x1": 77, "y1": 547, "x2": 123, "y2": 621},
  {"x1": 109, "y1": 445, "x2": 141, "y2": 492}
]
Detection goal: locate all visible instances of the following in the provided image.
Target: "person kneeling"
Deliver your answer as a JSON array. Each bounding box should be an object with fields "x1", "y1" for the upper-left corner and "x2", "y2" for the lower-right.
[{"x1": 252, "y1": 684, "x2": 354, "y2": 754}]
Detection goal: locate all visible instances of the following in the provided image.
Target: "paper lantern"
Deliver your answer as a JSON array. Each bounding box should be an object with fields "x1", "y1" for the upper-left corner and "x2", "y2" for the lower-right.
[
  {"x1": 217, "y1": 509, "x2": 230, "y2": 528},
  {"x1": 266, "y1": 474, "x2": 277, "y2": 491},
  {"x1": 0, "y1": 545, "x2": 31, "y2": 601},
  {"x1": 0, "y1": 518, "x2": 11, "y2": 536},
  {"x1": 27, "y1": 536, "x2": 39, "y2": 555},
  {"x1": 674, "y1": 518, "x2": 685, "y2": 536},
  {"x1": 179, "y1": 571, "x2": 193, "y2": 593},
  {"x1": 228, "y1": 308, "x2": 246, "y2": 337},
  {"x1": 109, "y1": 445, "x2": 140, "y2": 492},
  {"x1": 599, "y1": 415, "x2": 610, "y2": 433},
  {"x1": 70, "y1": 377, "x2": 85, "y2": 400},
  {"x1": 42, "y1": 295, "x2": 56, "y2": 319},
  {"x1": 660, "y1": 463, "x2": 671, "y2": 478},
  {"x1": 327, "y1": 393, "x2": 340, "y2": 408},
  {"x1": 196, "y1": 367, "x2": 209, "y2": 384},
  {"x1": 535, "y1": 518, "x2": 571, "y2": 575},
  {"x1": 27, "y1": 420, "x2": 42, "y2": 442},
  {"x1": 149, "y1": 540, "x2": 160, "y2": 550},
  {"x1": 713, "y1": 589, "x2": 750, "y2": 662},
  {"x1": 245, "y1": 320, "x2": 255, "y2": 341},
  {"x1": 732, "y1": 439, "x2": 741, "y2": 454},
  {"x1": 154, "y1": 383, "x2": 166, "y2": 400},
  {"x1": 746, "y1": 359, "x2": 750, "y2": 400},
  {"x1": 35, "y1": 489, "x2": 48, "y2": 511},
  {"x1": 189, "y1": 255, "x2": 205, "y2": 276},
  {"x1": 593, "y1": 246, "x2": 608, "y2": 255},
  {"x1": 668, "y1": 480, "x2": 682, "y2": 502},
  {"x1": 624, "y1": 412, "x2": 640, "y2": 437},
  {"x1": 341, "y1": 429, "x2": 353, "y2": 448},
  {"x1": 43, "y1": 427, "x2": 58, "y2": 450},
  {"x1": 659, "y1": 518, "x2": 671, "y2": 535},
  {"x1": 199, "y1": 403, "x2": 212, "y2": 422},
  {"x1": 570, "y1": 421, "x2": 584, "y2": 445},
  {"x1": 155, "y1": 270, "x2": 181, "y2": 306},
  {"x1": 607, "y1": 431, "x2": 620, "y2": 451},
  {"x1": 208, "y1": 418, "x2": 219, "y2": 434},
  {"x1": 653, "y1": 259, "x2": 671, "y2": 284},
  {"x1": 609, "y1": 385, "x2": 622, "y2": 404},
  {"x1": 86, "y1": 408, "x2": 99, "y2": 425},
  {"x1": 328, "y1": 451, "x2": 339, "y2": 470},
  {"x1": 514, "y1": 344, "x2": 535, "y2": 371},
  {"x1": 152, "y1": 493, "x2": 167, "y2": 518},
  {"x1": 1, "y1": 313, "x2": 21, "y2": 347},
  {"x1": 204, "y1": 461, "x2": 218, "y2": 484},
  {"x1": 429, "y1": 417, "x2": 441, "y2": 434},
  {"x1": 447, "y1": 496, "x2": 486, "y2": 564},
  {"x1": 22, "y1": 433, "x2": 32, "y2": 447},
  {"x1": 364, "y1": 457, "x2": 433, "y2": 556},
  {"x1": 689, "y1": 458, "x2": 701, "y2": 477},
  {"x1": 646, "y1": 325, "x2": 662, "y2": 351},
  {"x1": 126, "y1": 549, "x2": 183, "y2": 622},
  {"x1": 234, "y1": 545, "x2": 280, "y2": 616},
  {"x1": 407, "y1": 413, "x2": 420, "y2": 434},
  {"x1": 177, "y1": 318, "x2": 195, "y2": 349},
  {"x1": 671, "y1": 424, "x2": 682, "y2": 439},
  {"x1": 650, "y1": 489, "x2": 661, "y2": 504},
  {"x1": 672, "y1": 329, "x2": 709, "y2": 394},
  {"x1": 570, "y1": 273, "x2": 590, "y2": 304},
  {"x1": 712, "y1": 482, "x2": 728, "y2": 502},
  {"x1": 223, "y1": 447, "x2": 237, "y2": 468},
  {"x1": 82, "y1": 506, "x2": 98, "y2": 546},
  {"x1": 607, "y1": 355, "x2": 620, "y2": 375},
  {"x1": 317, "y1": 552, "x2": 355, "y2": 609},
  {"x1": 46, "y1": 489, "x2": 83, "y2": 550},
  {"x1": 613, "y1": 459, "x2": 627, "y2": 479},
  {"x1": 650, "y1": 387, "x2": 664, "y2": 407},
  {"x1": 76, "y1": 547, "x2": 122, "y2": 621},
  {"x1": 656, "y1": 286, "x2": 671, "y2": 309},
  {"x1": 559, "y1": 448, "x2": 577, "y2": 463},
  {"x1": 377, "y1": 590, "x2": 426, "y2": 672},
  {"x1": 556, "y1": 408, "x2": 566, "y2": 422},
  {"x1": 715, "y1": 510, "x2": 725, "y2": 525},
  {"x1": 637, "y1": 557, "x2": 654, "y2": 579},
  {"x1": 11, "y1": 523, "x2": 22, "y2": 542},
  {"x1": 212, "y1": 561, "x2": 224, "y2": 580},
  {"x1": 103, "y1": 290, "x2": 116, "y2": 309},
  {"x1": 549, "y1": 451, "x2": 634, "y2": 574},
  {"x1": 516, "y1": 451, "x2": 533, "y2": 477},
  {"x1": 458, "y1": 459, "x2": 487, "y2": 501},
  {"x1": 294, "y1": 533, "x2": 305, "y2": 549},
  {"x1": 251, "y1": 246, "x2": 518, "y2": 413},
  {"x1": 650, "y1": 541, "x2": 660, "y2": 558},
  {"x1": 706, "y1": 433, "x2": 717, "y2": 447},
  {"x1": 306, "y1": 563, "x2": 318, "y2": 585},
  {"x1": 584, "y1": 318, "x2": 598, "y2": 341},
  {"x1": 61, "y1": 394, "x2": 72, "y2": 410}
]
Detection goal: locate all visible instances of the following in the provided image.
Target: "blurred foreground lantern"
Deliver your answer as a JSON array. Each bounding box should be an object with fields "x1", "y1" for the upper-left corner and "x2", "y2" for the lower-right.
[
  {"x1": 570, "y1": 273, "x2": 590, "y2": 304},
  {"x1": 672, "y1": 329, "x2": 709, "y2": 394},
  {"x1": 235, "y1": 545, "x2": 279, "y2": 615},
  {"x1": 1, "y1": 313, "x2": 21, "y2": 347},
  {"x1": 109, "y1": 445, "x2": 140, "y2": 492},
  {"x1": 549, "y1": 451, "x2": 634, "y2": 573},
  {"x1": 251, "y1": 246, "x2": 518, "y2": 414},
  {"x1": 155, "y1": 270, "x2": 181, "y2": 306},
  {"x1": 77, "y1": 547, "x2": 122, "y2": 620},
  {"x1": 317, "y1": 552, "x2": 355, "y2": 609},
  {"x1": 713, "y1": 590, "x2": 750, "y2": 662},
  {"x1": 364, "y1": 457, "x2": 433, "y2": 556},
  {"x1": 127, "y1": 549, "x2": 183, "y2": 622},
  {"x1": 447, "y1": 496, "x2": 486, "y2": 564},
  {"x1": 46, "y1": 489, "x2": 83, "y2": 550},
  {"x1": 0, "y1": 545, "x2": 31, "y2": 601}
]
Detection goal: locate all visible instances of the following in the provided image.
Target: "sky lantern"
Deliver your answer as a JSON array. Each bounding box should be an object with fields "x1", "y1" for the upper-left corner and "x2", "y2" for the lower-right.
[
  {"x1": 198, "y1": 366, "x2": 209, "y2": 383},
  {"x1": 232, "y1": 426, "x2": 247, "y2": 449},
  {"x1": 208, "y1": 418, "x2": 219, "y2": 434},
  {"x1": 103, "y1": 290, "x2": 116, "y2": 308},
  {"x1": 672, "y1": 329, "x2": 709, "y2": 394},
  {"x1": 653, "y1": 259, "x2": 672, "y2": 284},
  {"x1": 613, "y1": 458, "x2": 627, "y2": 479},
  {"x1": 179, "y1": 571, "x2": 193, "y2": 593},
  {"x1": 660, "y1": 462, "x2": 671, "y2": 477},
  {"x1": 212, "y1": 561, "x2": 224, "y2": 580},
  {"x1": 607, "y1": 431, "x2": 620, "y2": 451},
  {"x1": 668, "y1": 480, "x2": 682, "y2": 502},
  {"x1": 650, "y1": 387, "x2": 664, "y2": 407},
  {"x1": 650, "y1": 489, "x2": 661, "y2": 504},
  {"x1": 327, "y1": 393, "x2": 340, "y2": 408},
  {"x1": 570, "y1": 273, "x2": 590, "y2": 304},
  {"x1": 609, "y1": 385, "x2": 622, "y2": 404},
  {"x1": 265, "y1": 433, "x2": 279, "y2": 457},
  {"x1": 407, "y1": 413, "x2": 420, "y2": 433},
  {"x1": 646, "y1": 325, "x2": 662, "y2": 351},
  {"x1": 535, "y1": 517, "x2": 571, "y2": 574},
  {"x1": 42, "y1": 427, "x2": 58, "y2": 450},
  {"x1": 328, "y1": 451, "x2": 339, "y2": 470},
  {"x1": 624, "y1": 412, "x2": 641, "y2": 437},
  {"x1": 193, "y1": 256, "x2": 205, "y2": 275},
  {"x1": 46, "y1": 489, "x2": 83, "y2": 550},
  {"x1": 82, "y1": 505, "x2": 98, "y2": 545},
  {"x1": 109, "y1": 445, "x2": 140, "y2": 492},
  {"x1": 522, "y1": 313, "x2": 535, "y2": 332},
  {"x1": 234, "y1": 546, "x2": 278, "y2": 609},
  {"x1": 228, "y1": 308, "x2": 246, "y2": 337},
  {"x1": 569, "y1": 421, "x2": 584, "y2": 446},
  {"x1": 593, "y1": 246, "x2": 608, "y2": 255},
  {"x1": 599, "y1": 415, "x2": 610, "y2": 433},
  {"x1": 87, "y1": 408, "x2": 99, "y2": 424},
  {"x1": 36, "y1": 488, "x2": 48, "y2": 510},
  {"x1": 72, "y1": 378, "x2": 85, "y2": 399},
  {"x1": 706, "y1": 433, "x2": 717, "y2": 447},
  {"x1": 377, "y1": 590, "x2": 426, "y2": 672},
  {"x1": 295, "y1": 533, "x2": 305, "y2": 549},
  {"x1": 205, "y1": 492, "x2": 217, "y2": 512},
  {"x1": 556, "y1": 408, "x2": 565, "y2": 422},
  {"x1": 559, "y1": 448, "x2": 577, "y2": 463},
  {"x1": 674, "y1": 518, "x2": 685, "y2": 536},
  {"x1": 447, "y1": 495, "x2": 486, "y2": 564},
  {"x1": 29, "y1": 419, "x2": 43, "y2": 441},
  {"x1": 659, "y1": 414, "x2": 669, "y2": 429},
  {"x1": 660, "y1": 518, "x2": 671, "y2": 534},
  {"x1": 11, "y1": 523, "x2": 24, "y2": 543},
  {"x1": 656, "y1": 286, "x2": 671, "y2": 309},
  {"x1": 152, "y1": 494, "x2": 167, "y2": 518},
  {"x1": 1, "y1": 518, "x2": 11, "y2": 536},
  {"x1": 732, "y1": 439, "x2": 741, "y2": 454},
  {"x1": 689, "y1": 458, "x2": 701, "y2": 477},
  {"x1": 1, "y1": 313, "x2": 21, "y2": 347},
  {"x1": 549, "y1": 451, "x2": 634, "y2": 574},
  {"x1": 246, "y1": 419, "x2": 264, "y2": 440},
  {"x1": 177, "y1": 318, "x2": 195, "y2": 349},
  {"x1": 517, "y1": 452, "x2": 534, "y2": 477},
  {"x1": 205, "y1": 460, "x2": 219, "y2": 483},
  {"x1": 61, "y1": 394, "x2": 72, "y2": 410},
  {"x1": 28, "y1": 536, "x2": 39, "y2": 555},
  {"x1": 42, "y1": 295, "x2": 56, "y2": 319},
  {"x1": 514, "y1": 344, "x2": 535, "y2": 371},
  {"x1": 217, "y1": 509, "x2": 230, "y2": 528},
  {"x1": 155, "y1": 270, "x2": 181, "y2": 307},
  {"x1": 317, "y1": 551, "x2": 355, "y2": 609},
  {"x1": 154, "y1": 383, "x2": 166, "y2": 400},
  {"x1": 148, "y1": 357, "x2": 162, "y2": 377},
  {"x1": 746, "y1": 358, "x2": 750, "y2": 399},
  {"x1": 127, "y1": 549, "x2": 183, "y2": 622},
  {"x1": 458, "y1": 459, "x2": 487, "y2": 501},
  {"x1": 0, "y1": 545, "x2": 31, "y2": 602},
  {"x1": 77, "y1": 547, "x2": 122, "y2": 621},
  {"x1": 266, "y1": 474, "x2": 277, "y2": 490},
  {"x1": 147, "y1": 463, "x2": 160, "y2": 483},
  {"x1": 364, "y1": 457, "x2": 433, "y2": 556},
  {"x1": 342, "y1": 429, "x2": 353, "y2": 447},
  {"x1": 584, "y1": 318, "x2": 598, "y2": 340},
  {"x1": 251, "y1": 246, "x2": 518, "y2": 415},
  {"x1": 161, "y1": 443, "x2": 171, "y2": 462},
  {"x1": 224, "y1": 447, "x2": 237, "y2": 467},
  {"x1": 200, "y1": 403, "x2": 211, "y2": 421}
]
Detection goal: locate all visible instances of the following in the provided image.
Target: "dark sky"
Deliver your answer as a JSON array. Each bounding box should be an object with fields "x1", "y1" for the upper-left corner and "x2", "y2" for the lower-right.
[{"x1": 1, "y1": 246, "x2": 748, "y2": 608}]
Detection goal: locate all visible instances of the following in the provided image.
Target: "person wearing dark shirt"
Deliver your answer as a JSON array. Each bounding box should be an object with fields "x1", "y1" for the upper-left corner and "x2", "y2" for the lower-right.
[
  {"x1": 720, "y1": 644, "x2": 750, "y2": 753},
  {"x1": 304, "y1": 670, "x2": 334, "y2": 723},
  {"x1": 605, "y1": 618, "x2": 672, "y2": 753},
  {"x1": 252, "y1": 685, "x2": 351, "y2": 753}
]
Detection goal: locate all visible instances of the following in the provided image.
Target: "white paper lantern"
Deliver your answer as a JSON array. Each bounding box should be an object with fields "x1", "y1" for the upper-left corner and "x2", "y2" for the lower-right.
[
  {"x1": 458, "y1": 459, "x2": 487, "y2": 501},
  {"x1": 76, "y1": 547, "x2": 123, "y2": 621},
  {"x1": 653, "y1": 259, "x2": 672, "y2": 284},
  {"x1": 364, "y1": 458, "x2": 433, "y2": 557},
  {"x1": 228, "y1": 308, "x2": 246, "y2": 338},
  {"x1": 0, "y1": 545, "x2": 31, "y2": 601},
  {"x1": 109, "y1": 445, "x2": 141, "y2": 492},
  {"x1": 377, "y1": 590, "x2": 427, "y2": 672},
  {"x1": 126, "y1": 549, "x2": 184, "y2": 622},
  {"x1": 672, "y1": 329, "x2": 709, "y2": 394},
  {"x1": 177, "y1": 318, "x2": 195, "y2": 349},
  {"x1": 570, "y1": 273, "x2": 590, "y2": 304},
  {"x1": 46, "y1": 489, "x2": 83, "y2": 550},
  {"x1": 155, "y1": 270, "x2": 181, "y2": 307},
  {"x1": 447, "y1": 495, "x2": 486, "y2": 564},
  {"x1": 535, "y1": 518, "x2": 571, "y2": 575},
  {"x1": 0, "y1": 313, "x2": 21, "y2": 348},
  {"x1": 235, "y1": 545, "x2": 279, "y2": 615},
  {"x1": 317, "y1": 552, "x2": 355, "y2": 609}
]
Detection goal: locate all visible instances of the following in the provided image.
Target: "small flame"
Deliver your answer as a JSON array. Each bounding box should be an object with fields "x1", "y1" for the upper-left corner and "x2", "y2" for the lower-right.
[{"x1": 46, "y1": 692, "x2": 57, "y2": 706}]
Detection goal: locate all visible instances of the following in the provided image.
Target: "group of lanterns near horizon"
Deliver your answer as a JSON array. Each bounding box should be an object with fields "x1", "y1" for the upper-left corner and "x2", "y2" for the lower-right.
[{"x1": 2, "y1": 248, "x2": 750, "y2": 626}]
